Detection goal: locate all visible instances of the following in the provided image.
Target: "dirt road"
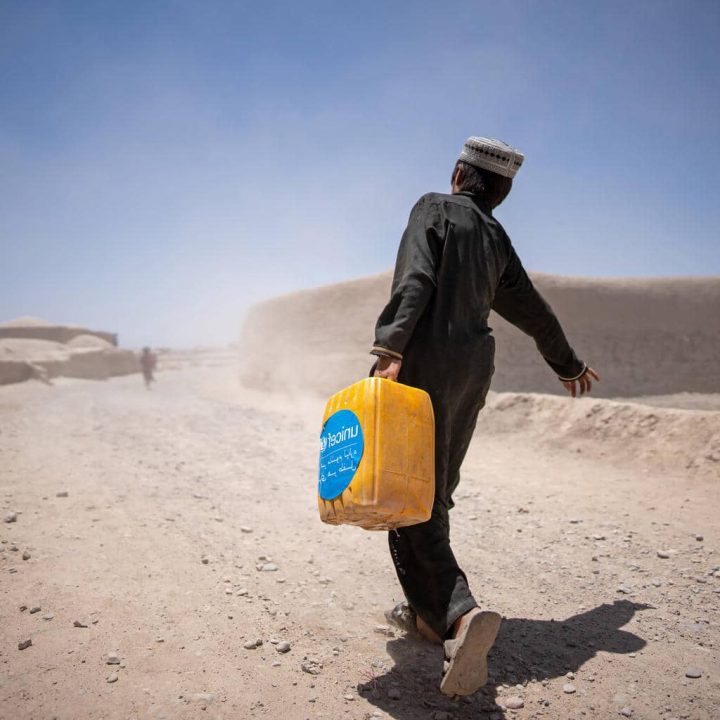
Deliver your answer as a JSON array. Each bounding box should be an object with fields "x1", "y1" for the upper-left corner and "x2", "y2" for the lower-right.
[{"x1": 1, "y1": 366, "x2": 718, "y2": 719}]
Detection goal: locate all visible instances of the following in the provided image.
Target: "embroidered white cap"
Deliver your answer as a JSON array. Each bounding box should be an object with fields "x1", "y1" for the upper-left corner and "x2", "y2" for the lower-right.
[{"x1": 458, "y1": 137, "x2": 524, "y2": 178}]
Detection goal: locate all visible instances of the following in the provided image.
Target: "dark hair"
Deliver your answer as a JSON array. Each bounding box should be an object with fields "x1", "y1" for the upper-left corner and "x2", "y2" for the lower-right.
[{"x1": 451, "y1": 160, "x2": 512, "y2": 208}]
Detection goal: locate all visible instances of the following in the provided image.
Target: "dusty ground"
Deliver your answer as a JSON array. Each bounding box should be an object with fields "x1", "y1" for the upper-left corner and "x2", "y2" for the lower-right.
[{"x1": 1, "y1": 364, "x2": 718, "y2": 720}]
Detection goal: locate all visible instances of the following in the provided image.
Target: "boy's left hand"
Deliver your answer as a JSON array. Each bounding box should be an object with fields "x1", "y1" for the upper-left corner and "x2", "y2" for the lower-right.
[{"x1": 562, "y1": 367, "x2": 600, "y2": 398}]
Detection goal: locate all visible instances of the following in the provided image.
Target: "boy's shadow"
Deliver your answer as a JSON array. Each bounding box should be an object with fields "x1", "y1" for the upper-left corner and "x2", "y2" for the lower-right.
[{"x1": 358, "y1": 600, "x2": 650, "y2": 719}]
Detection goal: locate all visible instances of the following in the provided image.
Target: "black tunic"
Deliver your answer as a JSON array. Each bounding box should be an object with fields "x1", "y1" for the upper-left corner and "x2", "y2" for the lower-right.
[
  {"x1": 372, "y1": 190, "x2": 585, "y2": 637},
  {"x1": 374, "y1": 190, "x2": 584, "y2": 501}
]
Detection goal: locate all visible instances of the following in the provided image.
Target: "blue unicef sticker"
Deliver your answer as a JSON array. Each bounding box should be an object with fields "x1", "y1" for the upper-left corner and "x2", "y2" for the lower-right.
[{"x1": 318, "y1": 409, "x2": 364, "y2": 501}]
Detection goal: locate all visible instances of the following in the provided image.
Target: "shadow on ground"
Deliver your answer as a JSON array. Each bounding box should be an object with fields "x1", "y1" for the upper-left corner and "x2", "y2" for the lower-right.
[{"x1": 358, "y1": 600, "x2": 649, "y2": 719}]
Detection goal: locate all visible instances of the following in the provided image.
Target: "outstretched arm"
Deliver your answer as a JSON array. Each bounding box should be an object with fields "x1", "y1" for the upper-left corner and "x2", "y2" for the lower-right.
[{"x1": 492, "y1": 243, "x2": 599, "y2": 396}]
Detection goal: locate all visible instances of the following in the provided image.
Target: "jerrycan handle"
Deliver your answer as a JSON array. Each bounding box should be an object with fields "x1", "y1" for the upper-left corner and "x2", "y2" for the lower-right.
[{"x1": 369, "y1": 359, "x2": 400, "y2": 381}]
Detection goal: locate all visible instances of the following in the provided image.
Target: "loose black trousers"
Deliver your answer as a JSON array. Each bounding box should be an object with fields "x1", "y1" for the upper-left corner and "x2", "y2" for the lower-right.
[
  {"x1": 385, "y1": 334, "x2": 495, "y2": 640},
  {"x1": 389, "y1": 506, "x2": 478, "y2": 640}
]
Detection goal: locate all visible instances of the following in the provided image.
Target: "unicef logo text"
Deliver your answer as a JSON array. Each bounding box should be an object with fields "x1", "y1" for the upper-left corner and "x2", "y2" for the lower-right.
[{"x1": 318, "y1": 409, "x2": 364, "y2": 501}]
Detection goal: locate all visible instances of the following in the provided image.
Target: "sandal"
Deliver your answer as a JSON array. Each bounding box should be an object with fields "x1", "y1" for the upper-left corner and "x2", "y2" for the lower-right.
[
  {"x1": 384, "y1": 601, "x2": 418, "y2": 635},
  {"x1": 384, "y1": 602, "x2": 443, "y2": 645},
  {"x1": 440, "y1": 610, "x2": 501, "y2": 697}
]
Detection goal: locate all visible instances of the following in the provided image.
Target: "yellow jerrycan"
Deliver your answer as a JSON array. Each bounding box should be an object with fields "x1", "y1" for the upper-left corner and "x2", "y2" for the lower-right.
[{"x1": 317, "y1": 377, "x2": 435, "y2": 530}]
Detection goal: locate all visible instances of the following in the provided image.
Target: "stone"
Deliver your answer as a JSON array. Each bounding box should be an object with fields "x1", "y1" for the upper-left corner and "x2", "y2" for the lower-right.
[
  {"x1": 563, "y1": 683, "x2": 576, "y2": 694},
  {"x1": 657, "y1": 550, "x2": 671, "y2": 559},
  {"x1": 243, "y1": 639, "x2": 262, "y2": 649},
  {"x1": 276, "y1": 641, "x2": 291, "y2": 653},
  {"x1": 260, "y1": 563, "x2": 278, "y2": 572},
  {"x1": 193, "y1": 693, "x2": 216, "y2": 705},
  {"x1": 374, "y1": 625, "x2": 394, "y2": 637},
  {"x1": 106, "y1": 653, "x2": 121, "y2": 665},
  {"x1": 29, "y1": 606, "x2": 41, "y2": 614},
  {"x1": 696, "y1": 535, "x2": 704, "y2": 542},
  {"x1": 201, "y1": 557, "x2": 209, "y2": 565},
  {"x1": 241, "y1": 527, "x2": 253, "y2": 533},
  {"x1": 56, "y1": 491, "x2": 69, "y2": 498},
  {"x1": 73, "y1": 620, "x2": 88, "y2": 628},
  {"x1": 620, "y1": 708, "x2": 633, "y2": 717},
  {"x1": 18, "y1": 638, "x2": 32, "y2": 650},
  {"x1": 685, "y1": 667, "x2": 702, "y2": 679},
  {"x1": 22, "y1": 551, "x2": 31, "y2": 560},
  {"x1": 42, "y1": 613, "x2": 54, "y2": 621},
  {"x1": 106, "y1": 673, "x2": 119, "y2": 683},
  {"x1": 301, "y1": 658, "x2": 323, "y2": 675},
  {"x1": 504, "y1": 696, "x2": 524, "y2": 709},
  {"x1": 4, "y1": 512, "x2": 17, "y2": 523}
]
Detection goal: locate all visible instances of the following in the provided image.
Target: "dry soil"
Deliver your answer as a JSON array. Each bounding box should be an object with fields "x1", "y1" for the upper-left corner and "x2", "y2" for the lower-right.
[{"x1": 1, "y1": 363, "x2": 718, "y2": 720}]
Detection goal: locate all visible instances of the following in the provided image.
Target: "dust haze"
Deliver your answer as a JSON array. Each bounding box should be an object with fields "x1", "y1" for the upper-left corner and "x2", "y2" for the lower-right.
[{"x1": 1, "y1": 271, "x2": 719, "y2": 719}]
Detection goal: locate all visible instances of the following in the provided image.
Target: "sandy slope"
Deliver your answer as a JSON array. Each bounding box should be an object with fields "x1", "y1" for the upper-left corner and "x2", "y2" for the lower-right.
[{"x1": 1, "y1": 364, "x2": 718, "y2": 720}]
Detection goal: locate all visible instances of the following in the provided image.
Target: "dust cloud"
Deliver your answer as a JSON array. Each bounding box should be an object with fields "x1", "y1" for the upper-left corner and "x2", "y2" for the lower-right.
[{"x1": 2, "y1": 272, "x2": 719, "y2": 719}]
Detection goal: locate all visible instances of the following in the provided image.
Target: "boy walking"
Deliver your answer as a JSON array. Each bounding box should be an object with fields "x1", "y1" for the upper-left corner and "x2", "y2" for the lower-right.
[{"x1": 372, "y1": 137, "x2": 599, "y2": 695}]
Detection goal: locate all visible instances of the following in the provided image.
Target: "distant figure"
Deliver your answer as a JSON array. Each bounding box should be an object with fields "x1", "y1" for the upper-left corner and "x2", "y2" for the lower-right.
[{"x1": 139, "y1": 347, "x2": 157, "y2": 388}]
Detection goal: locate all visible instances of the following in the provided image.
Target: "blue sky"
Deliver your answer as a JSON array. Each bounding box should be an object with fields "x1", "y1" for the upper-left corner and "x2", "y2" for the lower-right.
[{"x1": 1, "y1": 1, "x2": 719, "y2": 347}]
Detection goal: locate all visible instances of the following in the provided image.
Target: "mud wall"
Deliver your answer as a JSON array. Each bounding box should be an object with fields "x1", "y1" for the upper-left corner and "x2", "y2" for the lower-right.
[
  {"x1": 240, "y1": 272, "x2": 720, "y2": 398},
  {"x1": 0, "y1": 326, "x2": 118, "y2": 346}
]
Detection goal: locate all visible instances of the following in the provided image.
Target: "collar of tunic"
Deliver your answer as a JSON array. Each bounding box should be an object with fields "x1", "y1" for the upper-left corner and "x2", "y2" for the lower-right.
[{"x1": 454, "y1": 191, "x2": 493, "y2": 216}]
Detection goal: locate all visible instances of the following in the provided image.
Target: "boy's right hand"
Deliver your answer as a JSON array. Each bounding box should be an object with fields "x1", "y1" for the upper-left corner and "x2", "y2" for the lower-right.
[{"x1": 374, "y1": 356, "x2": 402, "y2": 382}]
